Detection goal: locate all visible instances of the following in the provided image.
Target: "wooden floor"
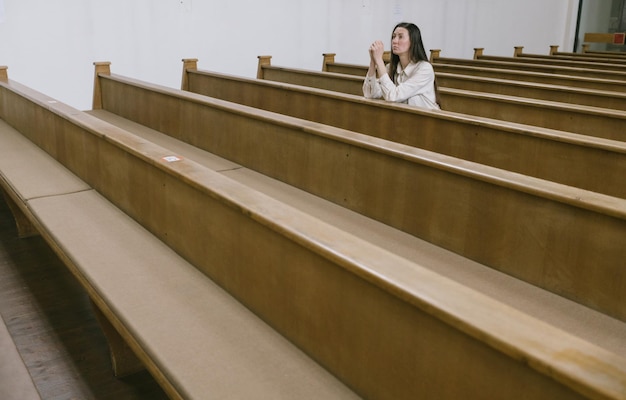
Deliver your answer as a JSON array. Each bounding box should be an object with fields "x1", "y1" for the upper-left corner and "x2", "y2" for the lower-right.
[{"x1": 0, "y1": 196, "x2": 169, "y2": 400}]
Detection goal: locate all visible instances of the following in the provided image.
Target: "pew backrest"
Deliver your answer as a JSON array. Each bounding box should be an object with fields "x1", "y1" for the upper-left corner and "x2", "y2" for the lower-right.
[{"x1": 474, "y1": 47, "x2": 626, "y2": 71}]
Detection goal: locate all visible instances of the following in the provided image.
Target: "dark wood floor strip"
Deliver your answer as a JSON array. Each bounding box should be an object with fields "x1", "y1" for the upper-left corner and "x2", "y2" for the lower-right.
[{"x1": 0, "y1": 196, "x2": 168, "y2": 400}]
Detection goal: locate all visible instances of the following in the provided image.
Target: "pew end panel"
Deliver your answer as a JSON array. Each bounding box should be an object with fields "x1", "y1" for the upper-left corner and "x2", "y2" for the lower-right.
[
  {"x1": 257, "y1": 55, "x2": 272, "y2": 79},
  {"x1": 180, "y1": 58, "x2": 198, "y2": 91},
  {"x1": 322, "y1": 52, "x2": 336, "y2": 71}
]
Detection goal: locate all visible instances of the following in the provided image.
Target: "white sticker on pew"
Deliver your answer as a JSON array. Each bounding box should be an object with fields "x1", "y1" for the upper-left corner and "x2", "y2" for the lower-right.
[{"x1": 162, "y1": 155, "x2": 183, "y2": 163}]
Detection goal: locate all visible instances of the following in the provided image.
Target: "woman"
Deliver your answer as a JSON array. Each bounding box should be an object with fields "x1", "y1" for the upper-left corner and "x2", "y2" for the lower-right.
[{"x1": 363, "y1": 22, "x2": 441, "y2": 110}]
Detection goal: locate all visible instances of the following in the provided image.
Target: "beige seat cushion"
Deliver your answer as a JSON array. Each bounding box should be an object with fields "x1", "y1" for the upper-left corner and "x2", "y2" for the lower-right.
[
  {"x1": 0, "y1": 120, "x2": 89, "y2": 200},
  {"x1": 28, "y1": 189, "x2": 358, "y2": 399}
]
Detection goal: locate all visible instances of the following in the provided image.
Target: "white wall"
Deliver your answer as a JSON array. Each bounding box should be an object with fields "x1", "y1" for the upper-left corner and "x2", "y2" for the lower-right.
[{"x1": 0, "y1": 0, "x2": 579, "y2": 110}]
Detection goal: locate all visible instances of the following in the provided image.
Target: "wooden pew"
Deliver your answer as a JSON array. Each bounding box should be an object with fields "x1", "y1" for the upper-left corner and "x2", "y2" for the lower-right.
[
  {"x1": 88, "y1": 63, "x2": 626, "y2": 399},
  {"x1": 258, "y1": 56, "x2": 626, "y2": 141},
  {"x1": 7, "y1": 66, "x2": 625, "y2": 400},
  {"x1": 433, "y1": 61, "x2": 626, "y2": 92},
  {"x1": 0, "y1": 67, "x2": 359, "y2": 399},
  {"x1": 579, "y1": 44, "x2": 626, "y2": 59},
  {"x1": 94, "y1": 61, "x2": 626, "y2": 323},
  {"x1": 321, "y1": 53, "x2": 626, "y2": 110},
  {"x1": 437, "y1": 73, "x2": 626, "y2": 110},
  {"x1": 531, "y1": 45, "x2": 626, "y2": 64},
  {"x1": 7, "y1": 68, "x2": 624, "y2": 400},
  {"x1": 474, "y1": 47, "x2": 626, "y2": 71},
  {"x1": 432, "y1": 50, "x2": 626, "y2": 81},
  {"x1": 244, "y1": 57, "x2": 626, "y2": 197},
  {"x1": 439, "y1": 87, "x2": 626, "y2": 139}
]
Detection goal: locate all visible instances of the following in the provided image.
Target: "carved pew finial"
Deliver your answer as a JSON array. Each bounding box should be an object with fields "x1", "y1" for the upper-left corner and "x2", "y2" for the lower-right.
[
  {"x1": 0, "y1": 66, "x2": 7, "y2": 82},
  {"x1": 92, "y1": 61, "x2": 112, "y2": 110},
  {"x1": 181, "y1": 58, "x2": 198, "y2": 91},
  {"x1": 473, "y1": 48, "x2": 484, "y2": 59},
  {"x1": 257, "y1": 55, "x2": 272, "y2": 79},
  {"x1": 322, "y1": 53, "x2": 336, "y2": 72},
  {"x1": 582, "y1": 43, "x2": 590, "y2": 53},
  {"x1": 429, "y1": 49, "x2": 441, "y2": 63},
  {"x1": 513, "y1": 46, "x2": 523, "y2": 57},
  {"x1": 549, "y1": 45, "x2": 559, "y2": 55}
]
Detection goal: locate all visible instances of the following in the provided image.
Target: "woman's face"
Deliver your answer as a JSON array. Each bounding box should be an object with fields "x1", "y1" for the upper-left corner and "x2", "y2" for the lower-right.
[{"x1": 391, "y1": 27, "x2": 411, "y2": 56}]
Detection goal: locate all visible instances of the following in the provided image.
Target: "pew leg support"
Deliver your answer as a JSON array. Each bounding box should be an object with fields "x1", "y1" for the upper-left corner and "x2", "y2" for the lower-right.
[
  {"x1": 1, "y1": 190, "x2": 38, "y2": 238},
  {"x1": 90, "y1": 300, "x2": 144, "y2": 377}
]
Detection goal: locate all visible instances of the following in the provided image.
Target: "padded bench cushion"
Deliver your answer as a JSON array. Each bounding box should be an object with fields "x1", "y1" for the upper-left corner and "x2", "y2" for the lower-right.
[
  {"x1": 0, "y1": 119, "x2": 89, "y2": 200},
  {"x1": 27, "y1": 189, "x2": 358, "y2": 399}
]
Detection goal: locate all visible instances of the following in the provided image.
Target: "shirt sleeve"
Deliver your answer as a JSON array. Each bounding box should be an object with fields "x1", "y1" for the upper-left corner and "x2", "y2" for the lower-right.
[
  {"x1": 362, "y1": 75, "x2": 383, "y2": 99},
  {"x1": 378, "y1": 62, "x2": 435, "y2": 103}
]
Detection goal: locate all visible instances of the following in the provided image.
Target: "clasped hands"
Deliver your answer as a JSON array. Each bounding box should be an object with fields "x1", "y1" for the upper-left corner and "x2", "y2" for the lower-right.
[{"x1": 368, "y1": 40, "x2": 385, "y2": 63}]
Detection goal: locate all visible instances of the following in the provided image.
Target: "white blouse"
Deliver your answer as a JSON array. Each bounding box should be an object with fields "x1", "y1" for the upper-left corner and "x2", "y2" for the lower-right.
[{"x1": 363, "y1": 61, "x2": 440, "y2": 110}]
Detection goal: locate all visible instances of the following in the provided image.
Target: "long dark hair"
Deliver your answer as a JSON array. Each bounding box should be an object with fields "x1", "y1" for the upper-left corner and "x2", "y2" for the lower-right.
[{"x1": 389, "y1": 22, "x2": 441, "y2": 107}]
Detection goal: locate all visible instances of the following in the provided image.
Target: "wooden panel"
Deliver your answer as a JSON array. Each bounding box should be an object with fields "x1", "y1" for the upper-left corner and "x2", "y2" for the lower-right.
[{"x1": 185, "y1": 69, "x2": 626, "y2": 200}]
